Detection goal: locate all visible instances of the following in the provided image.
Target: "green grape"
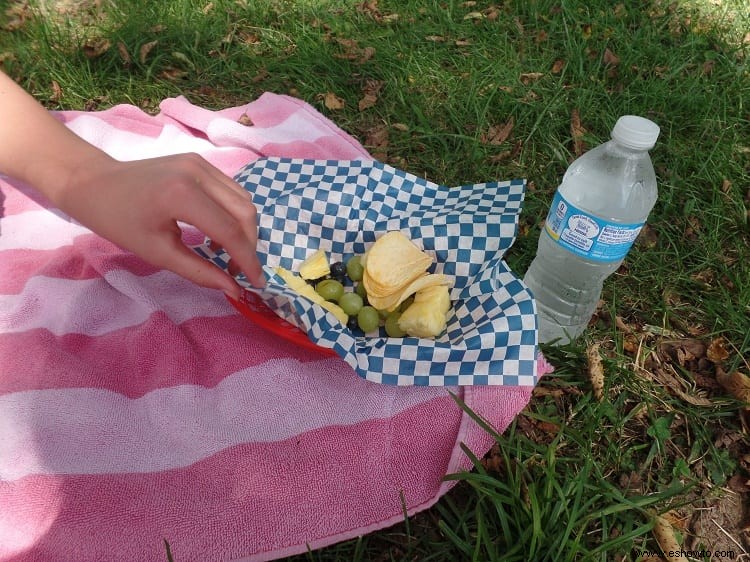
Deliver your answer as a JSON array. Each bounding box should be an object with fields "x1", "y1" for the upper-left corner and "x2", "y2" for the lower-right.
[
  {"x1": 385, "y1": 312, "x2": 407, "y2": 337},
  {"x1": 346, "y1": 256, "x2": 364, "y2": 281},
  {"x1": 357, "y1": 306, "x2": 380, "y2": 333},
  {"x1": 316, "y1": 279, "x2": 344, "y2": 302},
  {"x1": 338, "y1": 292, "x2": 364, "y2": 316},
  {"x1": 355, "y1": 282, "x2": 367, "y2": 299}
]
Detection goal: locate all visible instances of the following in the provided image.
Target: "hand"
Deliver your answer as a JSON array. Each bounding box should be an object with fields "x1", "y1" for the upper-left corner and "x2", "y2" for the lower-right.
[{"x1": 57, "y1": 152, "x2": 265, "y2": 298}]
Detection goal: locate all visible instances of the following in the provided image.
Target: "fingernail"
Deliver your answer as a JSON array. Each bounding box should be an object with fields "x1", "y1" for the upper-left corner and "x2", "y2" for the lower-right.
[{"x1": 223, "y1": 287, "x2": 242, "y2": 301}]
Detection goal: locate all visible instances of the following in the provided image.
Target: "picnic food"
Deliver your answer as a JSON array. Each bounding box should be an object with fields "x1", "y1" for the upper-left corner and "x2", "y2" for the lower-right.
[
  {"x1": 277, "y1": 231, "x2": 452, "y2": 338},
  {"x1": 275, "y1": 266, "x2": 348, "y2": 324},
  {"x1": 298, "y1": 249, "x2": 330, "y2": 280}
]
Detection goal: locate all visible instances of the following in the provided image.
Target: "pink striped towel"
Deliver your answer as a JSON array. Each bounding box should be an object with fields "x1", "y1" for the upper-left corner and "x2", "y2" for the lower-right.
[{"x1": 0, "y1": 93, "x2": 552, "y2": 561}]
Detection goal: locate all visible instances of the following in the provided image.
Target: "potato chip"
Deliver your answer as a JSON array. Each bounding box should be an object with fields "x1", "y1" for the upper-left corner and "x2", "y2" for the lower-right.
[
  {"x1": 363, "y1": 231, "x2": 433, "y2": 296},
  {"x1": 366, "y1": 273, "x2": 450, "y2": 312}
]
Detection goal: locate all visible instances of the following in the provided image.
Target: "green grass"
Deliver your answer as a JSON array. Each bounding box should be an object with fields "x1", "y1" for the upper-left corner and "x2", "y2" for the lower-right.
[{"x1": 3, "y1": 0, "x2": 749, "y2": 559}]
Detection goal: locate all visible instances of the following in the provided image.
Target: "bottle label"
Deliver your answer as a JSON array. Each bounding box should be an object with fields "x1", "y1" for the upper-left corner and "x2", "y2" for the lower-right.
[{"x1": 544, "y1": 191, "x2": 644, "y2": 262}]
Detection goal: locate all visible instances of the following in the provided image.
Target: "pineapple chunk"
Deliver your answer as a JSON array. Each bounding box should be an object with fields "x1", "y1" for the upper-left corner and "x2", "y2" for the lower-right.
[
  {"x1": 397, "y1": 285, "x2": 450, "y2": 338},
  {"x1": 276, "y1": 267, "x2": 348, "y2": 325},
  {"x1": 298, "y1": 249, "x2": 330, "y2": 280}
]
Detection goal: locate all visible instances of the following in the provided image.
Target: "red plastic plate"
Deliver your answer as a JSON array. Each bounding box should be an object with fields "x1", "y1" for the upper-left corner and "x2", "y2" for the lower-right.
[{"x1": 226, "y1": 290, "x2": 338, "y2": 357}]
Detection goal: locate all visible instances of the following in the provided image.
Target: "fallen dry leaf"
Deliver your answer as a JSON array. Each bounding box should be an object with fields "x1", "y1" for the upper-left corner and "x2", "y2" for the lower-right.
[
  {"x1": 237, "y1": 113, "x2": 253, "y2": 126},
  {"x1": 359, "y1": 94, "x2": 377, "y2": 111},
  {"x1": 323, "y1": 92, "x2": 345, "y2": 111},
  {"x1": 570, "y1": 109, "x2": 586, "y2": 157},
  {"x1": 83, "y1": 38, "x2": 111, "y2": 59},
  {"x1": 707, "y1": 336, "x2": 730, "y2": 364},
  {"x1": 519, "y1": 72, "x2": 544, "y2": 85},
  {"x1": 551, "y1": 59, "x2": 565, "y2": 74},
  {"x1": 603, "y1": 48, "x2": 620, "y2": 66},
  {"x1": 650, "y1": 361, "x2": 715, "y2": 407},
  {"x1": 158, "y1": 67, "x2": 188, "y2": 81},
  {"x1": 482, "y1": 117, "x2": 514, "y2": 145},
  {"x1": 139, "y1": 40, "x2": 158, "y2": 64},
  {"x1": 716, "y1": 367, "x2": 750, "y2": 404},
  {"x1": 658, "y1": 339, "x2": 707, "y2": 367},
  {"x1": 488, "y1": 140, "x2": 522, "y2": 163},
  {"x1": 117, "y1": 42, "x2": 131, "y2": 66},
  {"x1": 50, "y1": 80, "x2": 62, "y2": 103},
  {"x1": 587, "y1": 342, "x2": 605, "y2": 401},
  {"x1": 358, "y1": 79, "x2": 384, "y2": 111},
  {"x1": 364, "y1": 124, "x2": 389, "y2": 151},
  {"x1": 425, "y1": 35, "x2": 446, "y2": 42},
  {"x1": 463, "y1": 11, "x2": 484, "y2": 20}
]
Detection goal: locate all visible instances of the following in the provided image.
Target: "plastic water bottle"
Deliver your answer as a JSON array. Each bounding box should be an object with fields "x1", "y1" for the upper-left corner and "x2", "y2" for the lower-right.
[{"x1": 523, "y1": 115, "x2": 660, "y2": 344}]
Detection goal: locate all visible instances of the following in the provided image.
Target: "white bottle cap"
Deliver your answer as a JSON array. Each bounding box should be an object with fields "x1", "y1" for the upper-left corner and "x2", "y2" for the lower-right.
[{"x1": 611, "y1": 115, "x2": 660, "y2": 150}]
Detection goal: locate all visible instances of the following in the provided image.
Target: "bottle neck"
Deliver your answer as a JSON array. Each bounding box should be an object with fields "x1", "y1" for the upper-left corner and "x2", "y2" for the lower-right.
[{"x1": 606, "y1": 138, "x2": 651, "y2": 156}]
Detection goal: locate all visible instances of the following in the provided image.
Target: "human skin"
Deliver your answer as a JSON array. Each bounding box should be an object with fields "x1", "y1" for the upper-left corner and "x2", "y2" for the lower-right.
[{"x1": 0, "y1": 70, "x2": 264, "y2": 298}]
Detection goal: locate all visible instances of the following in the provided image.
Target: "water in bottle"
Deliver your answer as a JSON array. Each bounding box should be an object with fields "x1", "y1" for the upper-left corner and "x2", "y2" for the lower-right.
[{"x1": 523, "y1": 115, "x2": 660, "y2": 344}]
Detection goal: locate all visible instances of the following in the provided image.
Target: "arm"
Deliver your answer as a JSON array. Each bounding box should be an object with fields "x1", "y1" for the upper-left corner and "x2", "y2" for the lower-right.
[{"x1": 0, "y1": 70, "x2": 264, "y2": 296}]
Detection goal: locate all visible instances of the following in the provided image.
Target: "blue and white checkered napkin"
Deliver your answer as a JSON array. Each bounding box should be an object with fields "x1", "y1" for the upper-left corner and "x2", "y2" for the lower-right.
[{"x1": 195, "y1": 158, "x2": 538, "y2": 386}]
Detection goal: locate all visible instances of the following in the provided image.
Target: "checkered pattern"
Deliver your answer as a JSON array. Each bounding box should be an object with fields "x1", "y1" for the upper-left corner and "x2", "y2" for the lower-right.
[{"x1": 195, "y1": 158, "x2": 538, "y2": 386}]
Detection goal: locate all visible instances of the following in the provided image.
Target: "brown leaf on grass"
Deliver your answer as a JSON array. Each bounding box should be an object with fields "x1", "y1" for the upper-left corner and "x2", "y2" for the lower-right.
[
  {"x1": 158, "y1": 67, "x2": 188, "y2": 81},
  {"x1": 587, "y1": 342, "x2": 605, "y2": 401},
  {"x1": 658, "y1": 339, "x2": 707, "y2": 367},
  {"x1": 603, "y1": 48, "x2": 620, "y2": 66},
  {"x1": 363, "y1": 123, "x2": 389, "y2": 154},
  {"x1": 83, "y1": 38, "x2": 111, "y2": 59},
  {"x1": 359, "y1": 46, "x2": 376, "y2": 63},
  {"x1": 425, "y1": 35, "x2": 446, "y2": 42},
  {"x1": 481, "y1": 117, "x2": 514, "y2": 145},
  {"x1": 463, "y1": 11, "x2": 484, "y2": 20},
  {"x1": 333, "y1": 38, "x2": 375, "y2": 63},
  {"x1": 651, "y1": 361, "x2": 715, "y2": 407},
  {"x1": 358, "y1": 94, "x2": 378, "y2": 111},
  {"x1": 702, "y1": 59, "x2": 715, "y2": 75},
  {"x1": 488, "y1": 140, "x2": 522, "y2": 163},
  {"x1": 358, "y1": 79, "x2": 384, "y2": 111},
  {"x1": 716, "y1": 368, "x2": 750, "y2": 404},
  {"x1": 50, "y1": 80, "x2": 63, "y2": 104},
  {"x1": 357, "y1": 0, "x2": 381, "y2": 20},
  {"x1": 652, "y1": 513, "x2": 685, "y2": 559},
  {"x1": 519, "y1": 72, "x2": 544, "y2": 85},
  {"x1": 251, "y1": 68, "x2": 269, "y2": 83},
  {"x1": 551, "y1": 59, "x2": 565, "y2": 74},
  {"x1": 635, "y1": 223, "x2": 658, "y2": 248},
  {"x1": 481, "y1": 442, "x2": 504, "y2": 473},
  {"x1": 707, "y1": 336, "x2": 730, "y2": 364},
  {"x1": 139, "y1": 40, "x2": 158, "y2": 64},
  {"x1": 117, "y1": 42, "x2": 131, "y2": 67},
  {"x1": 570, "y1": 109, "x2": 587, "y2": 157},
  {"x1": 323, "y1": 92, "x2": 345, "y2": 111}
]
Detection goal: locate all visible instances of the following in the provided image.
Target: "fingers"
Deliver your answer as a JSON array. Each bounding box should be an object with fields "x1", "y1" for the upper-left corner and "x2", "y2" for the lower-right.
[
  {"x1": 158, "y1": 234, "x2": 245, "y2": 299},
  {"x1": 170, "y1": 154, "x2": 266, "y2": 288}
]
